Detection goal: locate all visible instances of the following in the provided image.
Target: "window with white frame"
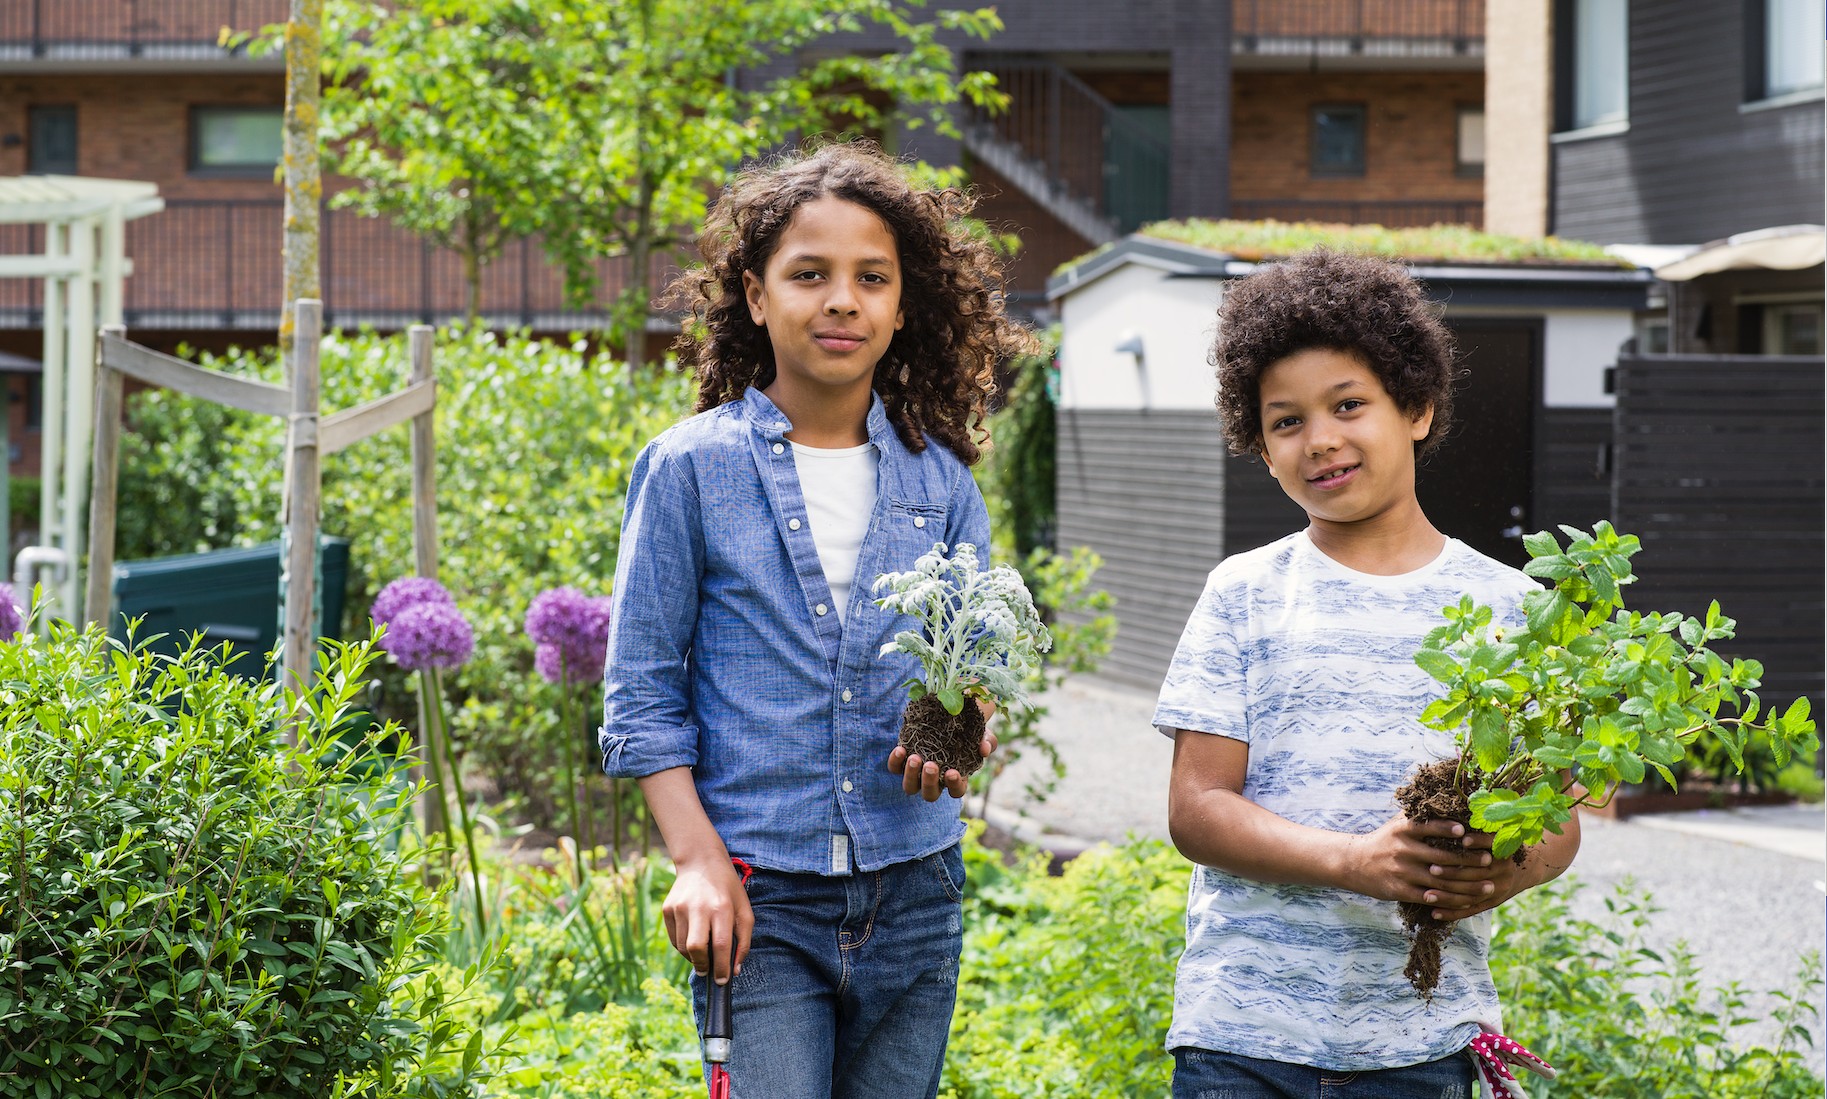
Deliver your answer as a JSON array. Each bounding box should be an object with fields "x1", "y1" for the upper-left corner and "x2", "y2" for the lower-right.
[
  {"x1": 190, "y1": 106, "x2": 282, "y2": 174},
  {"x1": 1757, "y1": 0, "x2": 1825, "y2": 100},
  {"x1": 1560, "y1": 0, "x2": 1628, "y2": 131},
  {"x1": 1456, "y1": 106, "x2": 1485, "y2": 177}
]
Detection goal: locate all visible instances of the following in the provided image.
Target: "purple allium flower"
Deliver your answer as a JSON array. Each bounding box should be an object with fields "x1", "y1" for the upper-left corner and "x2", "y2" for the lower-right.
[
  {"x1": 370, "y1": 576, "x2": 455, "y2": 628},
  {"x1": 525, "y1": 587, "x2": 611, "y2": 685},
  {"x1": 382, "y1": 600, "x2": 475, "y2": 671},
  {"x1": 0, "y1": 583, "x2": 21, "y2": 638}
]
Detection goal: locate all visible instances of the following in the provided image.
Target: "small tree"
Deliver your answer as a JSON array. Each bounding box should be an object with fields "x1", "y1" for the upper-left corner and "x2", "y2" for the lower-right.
[
  {"x1": 321, "y1": 0, "x2": 544, "y2": 321},
  {"x1": 320, "y1": 0, "x2": 1006, "y2": 368}
]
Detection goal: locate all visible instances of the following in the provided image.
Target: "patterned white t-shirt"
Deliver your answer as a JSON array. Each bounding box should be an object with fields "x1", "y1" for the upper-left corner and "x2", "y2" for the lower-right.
[{"x1": 1152, "y1": 531, "x2": 1539, "y2": 1071}]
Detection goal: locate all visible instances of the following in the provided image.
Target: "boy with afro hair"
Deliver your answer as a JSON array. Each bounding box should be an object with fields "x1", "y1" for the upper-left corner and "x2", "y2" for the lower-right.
[{"x1": 1154, "y1": 250, "x2": 1580, "y2": 1098}]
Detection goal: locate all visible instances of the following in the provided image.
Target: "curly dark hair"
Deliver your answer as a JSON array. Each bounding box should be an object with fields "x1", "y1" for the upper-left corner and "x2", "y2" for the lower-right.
[
  {"x1": 666, "y1": 141, "x2": 1035, "y2": 466},
  {"x1": 1212, "y1": 249, "x2": 1456, "y2": 459}
]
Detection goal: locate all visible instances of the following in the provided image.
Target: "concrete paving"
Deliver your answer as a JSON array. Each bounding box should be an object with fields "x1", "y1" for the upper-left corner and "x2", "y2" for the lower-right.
[{"x1": 983, "y1": 677, "x2": 1827, "y2": 1072}]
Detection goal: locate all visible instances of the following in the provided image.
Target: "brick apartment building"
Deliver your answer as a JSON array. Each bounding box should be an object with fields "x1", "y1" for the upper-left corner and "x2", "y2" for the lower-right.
[{"x1": 0, "y1": 0, "x2": 1488, "y2": 473}]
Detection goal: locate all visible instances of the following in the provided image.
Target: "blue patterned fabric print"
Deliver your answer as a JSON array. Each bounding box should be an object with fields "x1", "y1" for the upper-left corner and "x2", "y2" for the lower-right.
[
  {"x1": 1153, "y1": 532, "x2": 1539, "y2": 1071},
  {"x1": 600, "y1": 387, "x2": 991, "y2": 875}
]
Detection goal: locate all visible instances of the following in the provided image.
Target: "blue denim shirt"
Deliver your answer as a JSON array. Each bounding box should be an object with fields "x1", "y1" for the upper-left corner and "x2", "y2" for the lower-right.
[{"x1": 600, "y1": 387, "x2": 991, "y2": 875}]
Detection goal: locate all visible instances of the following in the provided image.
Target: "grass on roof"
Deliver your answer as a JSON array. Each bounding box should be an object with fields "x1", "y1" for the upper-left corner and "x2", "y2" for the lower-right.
[{"x1": 1057, "y1": 219, "x2": 1635, "y2": 275}]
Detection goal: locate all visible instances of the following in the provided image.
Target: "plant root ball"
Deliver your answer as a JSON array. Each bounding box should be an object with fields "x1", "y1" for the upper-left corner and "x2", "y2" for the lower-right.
[
  {"x1": 898, "y1": 694, "x2": 988, "y2": 780},
  {"x1": 1393, "y1": 759, "x2": 1528, "y2": 1001}
]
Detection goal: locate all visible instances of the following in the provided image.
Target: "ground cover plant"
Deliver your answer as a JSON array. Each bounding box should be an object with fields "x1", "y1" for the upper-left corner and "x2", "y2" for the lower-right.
[
  {"x1": 0, "y1": 626, "x2": 492, "y2": 1097},
  {"x1": 1395, "y1": 522, "x2": 1819, "y2": 996},
  {"x1": 1132, "y1": 219, "x2": 1630, "y2": 266}
]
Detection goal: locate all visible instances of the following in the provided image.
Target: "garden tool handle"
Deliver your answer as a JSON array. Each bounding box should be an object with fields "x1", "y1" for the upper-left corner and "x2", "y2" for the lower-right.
[{"x1": 702, "y1": 858, "x2": 753, "y2": 1065}]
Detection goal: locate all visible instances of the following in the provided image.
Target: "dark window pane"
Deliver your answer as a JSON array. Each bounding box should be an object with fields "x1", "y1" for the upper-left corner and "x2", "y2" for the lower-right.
[
  {"x1": 1311, "y1": 105, "x2": 1365, "y2": 176},
  {"x1": 27, "y1": 106, "x2": 77, "y2": 175}
]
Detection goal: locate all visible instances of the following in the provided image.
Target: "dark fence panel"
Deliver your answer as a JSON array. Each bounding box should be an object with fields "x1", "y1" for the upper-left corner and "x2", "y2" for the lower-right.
[{"x1": 1612, "y1": 352, "x2": 1824, "y2": 716}]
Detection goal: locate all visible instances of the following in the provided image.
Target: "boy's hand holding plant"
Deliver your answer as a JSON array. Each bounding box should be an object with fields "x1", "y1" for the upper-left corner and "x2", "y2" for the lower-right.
[
  {"x1": 874, "y1": 542, "x2": 1052, "y2": 786},
  {"x1": 1394, "y1": 521, "x2": 1818, "y2": 996}
]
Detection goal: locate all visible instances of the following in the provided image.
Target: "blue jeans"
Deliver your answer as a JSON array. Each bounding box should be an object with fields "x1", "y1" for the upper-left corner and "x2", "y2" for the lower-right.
[
  {"x1": 691, "y1": 844, "x2": 965, "y2": 1099},
  {"x1": 1173, "y1": 1047, "x2": 1476, "y2": 1099}
]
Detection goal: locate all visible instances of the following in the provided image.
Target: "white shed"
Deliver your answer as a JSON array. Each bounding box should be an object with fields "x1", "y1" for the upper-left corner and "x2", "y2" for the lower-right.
[{"x1": 1046, "y1": 233, "x2": 1652, "y2": 688}]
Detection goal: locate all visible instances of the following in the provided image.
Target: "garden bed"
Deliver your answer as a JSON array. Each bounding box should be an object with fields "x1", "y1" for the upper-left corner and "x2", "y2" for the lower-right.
[{"x1": 1582, "y1": 784, "x2": 1796, "y2": 820}]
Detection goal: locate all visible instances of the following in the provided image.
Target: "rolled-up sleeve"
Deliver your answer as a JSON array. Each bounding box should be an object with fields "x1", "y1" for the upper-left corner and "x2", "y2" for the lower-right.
[{"x1": 600, "y1": 437, "x2": 705, "y2": 778}]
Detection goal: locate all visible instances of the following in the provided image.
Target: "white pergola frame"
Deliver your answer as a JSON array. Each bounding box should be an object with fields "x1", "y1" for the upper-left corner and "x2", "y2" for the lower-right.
[{"x1": 0, "y1": 175, "x2": 163, "y2": 620}]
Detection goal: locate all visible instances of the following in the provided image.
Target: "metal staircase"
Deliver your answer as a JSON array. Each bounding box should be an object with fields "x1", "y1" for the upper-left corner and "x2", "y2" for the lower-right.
[{"x1": 960, "y1": 58, "x2": 1169, "y2": 246}]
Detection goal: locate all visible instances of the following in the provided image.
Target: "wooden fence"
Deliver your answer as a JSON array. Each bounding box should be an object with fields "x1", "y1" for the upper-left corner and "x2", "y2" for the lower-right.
[{"x1": 1611, "y1": 353, "x2": 1824, "y2": 716}]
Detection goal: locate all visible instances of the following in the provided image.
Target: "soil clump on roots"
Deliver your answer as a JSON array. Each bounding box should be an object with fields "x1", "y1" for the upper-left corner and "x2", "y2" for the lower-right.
[
  {"x1": 1393, "y1": 759, "x2": 1527, "y2": 1000},
  {"x1": 898, "y1": 694, "x2": 987, "y2": 779}
]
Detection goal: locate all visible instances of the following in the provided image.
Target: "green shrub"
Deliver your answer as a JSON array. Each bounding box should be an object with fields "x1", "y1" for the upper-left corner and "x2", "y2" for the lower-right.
[
  {"x1": 1492, "y1": 878, "x2": 1823, "y2": 1098},
  {"x1": 115, "y1": 328, "x2": 694, "y2": 828},
  {"x1": 937, "y1": 830, "x2": 1822, "y2": 1099},
  {"x1": 0, "y1": 626, "x2": 492, "y2": 1097}
]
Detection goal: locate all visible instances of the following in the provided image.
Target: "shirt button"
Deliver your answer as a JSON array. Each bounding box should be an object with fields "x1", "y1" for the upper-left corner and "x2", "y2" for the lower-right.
[
  {"x1": 842, "y1": 780, "x2": 854, "y2": 793},
  {"x1": 841, "y1": 688, "x2": 853, "y2": 702},
  {"x1": 772, "y1": 442, "x2": 784, "y2": 455},
  {"x1": 816, "y1": 603, "x2": 828, "y2": 616},
  {"x1": 789, "y1": 518, "x2": 801, "y2": 530},
  {"x1": 914, "y1": 516, "x2": 926, "y2": 528}
]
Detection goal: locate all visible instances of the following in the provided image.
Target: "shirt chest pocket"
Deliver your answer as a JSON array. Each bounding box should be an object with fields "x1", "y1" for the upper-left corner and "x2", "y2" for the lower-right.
[{"x1": 883, "y1": 500, "x2": 948, "y2": 562}]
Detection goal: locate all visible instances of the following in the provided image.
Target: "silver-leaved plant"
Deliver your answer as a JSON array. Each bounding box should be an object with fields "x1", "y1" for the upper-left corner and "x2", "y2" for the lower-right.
[{"x1": 873, "y1": 542, "x2": 1052, "y2": 716}]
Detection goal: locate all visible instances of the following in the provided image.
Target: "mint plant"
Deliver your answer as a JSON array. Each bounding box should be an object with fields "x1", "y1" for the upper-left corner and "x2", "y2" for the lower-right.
[{"x1": 1415, "y1": 521, "x2": 1819, "y2": 859}]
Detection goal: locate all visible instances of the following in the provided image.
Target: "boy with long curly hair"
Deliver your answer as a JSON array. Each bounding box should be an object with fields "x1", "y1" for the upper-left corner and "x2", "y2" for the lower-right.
[
  {"x1": 601, "y1": 141, "x2": 1033, "y2": 1098},
  {"x1": 1156, "y1": 250, "x2": 1579, "y2": 1098}
]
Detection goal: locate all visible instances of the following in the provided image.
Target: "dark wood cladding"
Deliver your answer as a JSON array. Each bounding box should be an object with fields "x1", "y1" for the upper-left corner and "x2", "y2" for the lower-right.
[
  {"x1": 1056, "y1": 408, "x2": 1228, "y2": 691},
  {"x1": 1536, "y1": 406, "x2": 1613, "y2": 535},
  {"x1": 1611, "y1": 353, "x2": 1824, "y2": 718},
  {"x1": 1552, "y1": 0, "x2": 1824, "y2": 244}
]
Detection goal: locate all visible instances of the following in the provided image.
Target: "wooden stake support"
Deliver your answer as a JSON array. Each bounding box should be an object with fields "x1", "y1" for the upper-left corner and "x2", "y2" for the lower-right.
[{"x1": 86, "y1": 305, "x2": 440, "y2": 744}]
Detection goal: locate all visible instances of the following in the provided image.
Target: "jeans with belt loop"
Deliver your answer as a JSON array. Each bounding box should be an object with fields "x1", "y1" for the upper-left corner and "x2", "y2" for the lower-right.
[
  {"x1": 1173, "y1": 1046, "x2": 1477, "y2": 1099},
  {"x1": 690, "y1": 844, "x2": 966, "y2": 1099}
]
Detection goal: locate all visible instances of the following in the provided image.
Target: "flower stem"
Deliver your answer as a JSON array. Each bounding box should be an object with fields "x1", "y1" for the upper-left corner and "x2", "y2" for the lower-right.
[{"x1": 430, "y1": 667, "x2": 488, "y2": 937}]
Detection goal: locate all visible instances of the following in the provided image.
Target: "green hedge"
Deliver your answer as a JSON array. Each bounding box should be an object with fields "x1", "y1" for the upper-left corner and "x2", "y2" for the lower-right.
[
  {"x1": 116, "y1": 329, "x2": 694, "y2": 823},
  {"x1": 0, "y1": 628, "x2": 489, "y2": 1096}
]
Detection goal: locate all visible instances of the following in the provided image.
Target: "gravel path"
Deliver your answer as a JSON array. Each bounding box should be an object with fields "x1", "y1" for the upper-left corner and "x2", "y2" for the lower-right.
[{"x1": 988, "y1": 678, "x2": 1827, "y2": 1071}]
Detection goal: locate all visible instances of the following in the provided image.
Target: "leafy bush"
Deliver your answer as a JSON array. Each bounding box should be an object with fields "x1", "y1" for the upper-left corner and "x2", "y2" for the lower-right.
[
  {"x1": 942, "y1": 828, "x2": 1183, "y2": 1098},
  {"x1": 115, "y1": 328, "x2": 694, "y2": 827},
  {"x1": 0, "y1": 627, "x2": 491, "y2": 1097},
  {"x1": 1492, "y1": 879, "x2": 1823, "y2": 1098}
]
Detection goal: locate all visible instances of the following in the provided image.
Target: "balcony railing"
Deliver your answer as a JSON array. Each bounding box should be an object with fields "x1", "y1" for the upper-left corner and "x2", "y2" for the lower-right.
[
  {"x1": 962, "y1": 57, "x2": 1171, "y2": 235},
  {"x1": 0, "y1": 199, "x2": 650, "y2": 332},
  {"x1": 1233, "y1": 0, "x2": 1483, "y2": 48},
  {"x1": 1229, "y1": 198, "x2": 1483, "y2": 229},
  {"x1": 0, "y1": 0, "x2": 290, "y2": 58}
]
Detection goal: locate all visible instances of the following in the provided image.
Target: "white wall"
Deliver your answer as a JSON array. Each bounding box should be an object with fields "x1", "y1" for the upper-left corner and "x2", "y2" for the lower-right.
[
  {"x1": 1056, "y1": 264, "x2": 1223, "y2": 411},
  {"x1": 1442, "y1": 304, "x2": 1635, "y2": 407}
]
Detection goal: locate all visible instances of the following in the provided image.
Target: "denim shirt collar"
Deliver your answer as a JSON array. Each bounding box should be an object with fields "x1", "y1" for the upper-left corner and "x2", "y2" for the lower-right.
[{"x1": 740, "y1": 386, "x2": 896, "y2": 451}]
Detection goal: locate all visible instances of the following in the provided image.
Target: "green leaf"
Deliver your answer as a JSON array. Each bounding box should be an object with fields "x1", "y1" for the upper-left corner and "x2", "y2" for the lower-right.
[
  {"x1": 1470, "y1": 708, "x2": 1509, "y2": 772},
  {"x1": 1413, "y1": 648, "x2": 1461, "y2": 683},
  {"x1": 1522, "y1": 530, "x2": 1561, "y2": 558},
  {"x1": 936, "y1": 686, "x2": 966, "y2": 716}
]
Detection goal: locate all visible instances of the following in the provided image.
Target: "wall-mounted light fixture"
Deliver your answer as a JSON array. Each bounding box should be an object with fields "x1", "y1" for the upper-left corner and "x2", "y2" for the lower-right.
[{"x1": 1114, "y1": 330, "x2": 1147, "y2": 409}]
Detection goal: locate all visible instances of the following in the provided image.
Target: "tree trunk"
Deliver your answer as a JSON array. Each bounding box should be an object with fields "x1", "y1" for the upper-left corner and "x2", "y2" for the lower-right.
[{"x1": 280, "y1": 0, "x2": 324, "y2": 369}]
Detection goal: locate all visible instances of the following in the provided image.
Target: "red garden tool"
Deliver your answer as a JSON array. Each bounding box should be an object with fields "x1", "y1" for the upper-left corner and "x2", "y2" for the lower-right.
[{"x1": 704, "y1": 857, "x2": 753, "y2": 1099}]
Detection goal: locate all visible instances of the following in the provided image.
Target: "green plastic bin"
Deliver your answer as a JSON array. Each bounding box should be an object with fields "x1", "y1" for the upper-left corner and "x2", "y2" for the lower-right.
[{"x1": 109, "y1": 537, "x2": 351, "y2": 680}]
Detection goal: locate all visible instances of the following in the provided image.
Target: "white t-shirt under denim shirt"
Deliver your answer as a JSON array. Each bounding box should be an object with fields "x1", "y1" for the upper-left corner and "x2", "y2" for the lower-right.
[
  {"x1": 1152, "y1": 531, "x2": 1539, "y2": 1071},
  {"x1": 791, "y1": 440, "x2": 880, "y2": 626}
]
